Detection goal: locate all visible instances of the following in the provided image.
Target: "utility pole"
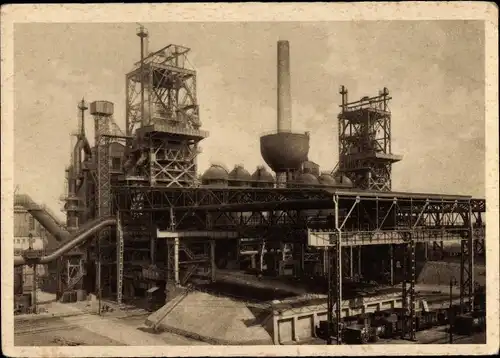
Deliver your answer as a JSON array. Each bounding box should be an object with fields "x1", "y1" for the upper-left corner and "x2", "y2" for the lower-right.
[
  {"x1": 326, "y1": 247, "x2": 333, "y2": 345},
  {"x1": 27, "y1": 234, "x2": 37, "y2": 314}
]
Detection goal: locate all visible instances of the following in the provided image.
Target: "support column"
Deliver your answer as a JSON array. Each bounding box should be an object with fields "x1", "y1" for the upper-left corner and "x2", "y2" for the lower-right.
[
  {"x1": 32, "y1": 264, "x2": 37, "y2": 314},
  {"x1": 328, "y1": 233, "x2": 343, "y2": 345},
  {"x1": 55, "y1": 258, "x2": 61, "y2": 300},
  {"x1": 300, "y1": 243, "x2": 305, "y2": 276},
  {"x1": 357, "y1": 246, "x2": 362, "y2": 277},
  {"x1": 468, "y1": 204, "x2": 475, "y2": 311},
  {"x1": 326, "y1": 245, "x2": 333, "y2": 345},
  {"x1": 390, "y1": 244, "x2": 394, "y2": 286},
  {"x1": 401, "y1": 243, "x2": 408, "y2": 339},
  {"x1": 210, "y1": 240, "x2": 216, "y2": 282},
  {"x1": 116, "y1": 211, "x2": 124, "y2": 305},
  {"x1": 174, "y1": 237, "x2": 179, "y2": 286},
  {"x1": 96, "y1": 239, "x2": 102, "y2": 313},
  {"x1": 259, "y1": 240, "x2": 266, "y2": 272},
  {"x1": 328, "y1": 194, "x2": 349, "y2": 345},
  {"x1": 323, "y1": 248, "x2": 328, "y2": 276},
  {"x1": 349, "y1": 246, "x2": 354, "y2": 278},
  {"x1": 150, "y1": 236, "x2": 156, "y2": 265},
  {"x1": 401, "y1": 238, "x2": 417, "y2": 341},
  {"x1": 409, "y1": 238, "x2": 416, "y2": 341},
  {"x1": 335, "y1": 234, "x2": 342, "y2": 345}
]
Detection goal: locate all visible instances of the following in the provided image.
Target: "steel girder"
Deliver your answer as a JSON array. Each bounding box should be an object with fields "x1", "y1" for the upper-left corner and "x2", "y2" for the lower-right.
[{"x1": 112, "y1": 187, "x2": 484, "y2": 242}]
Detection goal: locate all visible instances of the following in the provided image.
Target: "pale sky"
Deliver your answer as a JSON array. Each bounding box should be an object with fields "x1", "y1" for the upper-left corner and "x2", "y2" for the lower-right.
[{"x1": 14, "y1": 21, "x2": 485, "y2": 220}]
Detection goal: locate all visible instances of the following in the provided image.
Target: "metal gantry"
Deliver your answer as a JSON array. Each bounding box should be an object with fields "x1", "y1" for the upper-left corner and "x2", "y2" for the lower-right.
[{"x1": 306, "y1": 192, "x2": 484, "y2": 344}]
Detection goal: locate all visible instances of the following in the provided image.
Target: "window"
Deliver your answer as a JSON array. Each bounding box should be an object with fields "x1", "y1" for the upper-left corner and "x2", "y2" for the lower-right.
[
  {"x1": 28, "y1": 215, "x2": 35, "y2": 231},
  {"x1": 112, "y1": 157, "x2": 122, "y2": 171}
]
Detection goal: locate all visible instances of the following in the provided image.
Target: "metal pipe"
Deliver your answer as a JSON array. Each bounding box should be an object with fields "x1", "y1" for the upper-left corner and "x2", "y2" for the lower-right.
[
  {"x1": 137, "y1": 26, "x2": 148, "y2": 127},
  {"x1": 140, "y1": 34, "x2": 145, "y2": 126},
  {"x1": 72, "y1": 139, "x2": 87, "y2": 186},
  {"x1": 66, "y1": 165, "x2": 78, "y2": 230},
  {"x1": 277, "y1": 40, "x2": 292, "y2": 133},
  {"x1": 14, "y1": 217, "x2": 116, "y2": 266},
  {"x1": 15, "y1": 194, "x2": 70, "y2": 242}
]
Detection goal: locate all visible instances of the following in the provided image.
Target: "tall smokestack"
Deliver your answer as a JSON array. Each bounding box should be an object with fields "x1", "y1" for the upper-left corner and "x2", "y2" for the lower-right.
[{"x1": 277, "y1": 40, "x2": 292, "y2": 133}]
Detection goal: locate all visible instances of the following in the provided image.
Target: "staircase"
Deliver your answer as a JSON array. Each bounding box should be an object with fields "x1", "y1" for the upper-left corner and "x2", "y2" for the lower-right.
[
  {"x1": 180, "y1": 264, "x2": 199, "y2": 286},
  {"x1": 66, "y1": 271, "x2": 85, "y2": 292},
  {"x1": 178, "y1": 243, "x2": 208, "y2": 286},
  {"x1": 59, "y1": 270, "x2": 85, "y2": 302}
]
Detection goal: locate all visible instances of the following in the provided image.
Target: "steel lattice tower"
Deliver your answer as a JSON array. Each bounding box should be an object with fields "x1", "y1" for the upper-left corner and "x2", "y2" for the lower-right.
[
  {"x1": 337, "y1": 86, "x2": 402, "y2": 191},
  {"x1": 90, "y1": 101, "x2": 115, "y2": 298},
  {"x1": 124, "y1": 26, "x2": 209, "y2": 187}
]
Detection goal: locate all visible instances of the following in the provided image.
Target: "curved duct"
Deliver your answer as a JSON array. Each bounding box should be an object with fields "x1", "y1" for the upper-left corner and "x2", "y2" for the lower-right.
[
  {"x1": 15, "y1": 194, "x2": 70, "y2": 242},
  {"x1": 82, "y1": 136, "x2": 91, "y2": 155},
  {"x1": 14, "y1": 216, "x2": 116, "y2": 266},
  {"x1": 73, "y1": 137, "x2": 92, "y2": 191}
]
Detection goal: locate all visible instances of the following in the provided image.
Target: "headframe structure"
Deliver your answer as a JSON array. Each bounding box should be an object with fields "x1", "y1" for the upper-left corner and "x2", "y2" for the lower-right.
[
  {"x1": 124, "y1": 26, "x2": 209, "y2": 188},
  {"x1": 337, "y1": 86, "x2": 402, "y2": 191}
]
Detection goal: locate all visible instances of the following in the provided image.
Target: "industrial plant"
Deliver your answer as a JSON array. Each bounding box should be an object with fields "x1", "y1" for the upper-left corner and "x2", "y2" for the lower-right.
[{"x1": 13, "y1": 27, "x2": 486, "y2": 345}]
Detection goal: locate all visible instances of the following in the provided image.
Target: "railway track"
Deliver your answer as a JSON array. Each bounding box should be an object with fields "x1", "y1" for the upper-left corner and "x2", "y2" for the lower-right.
[
  {"x1": 15, "y1": 313, "x2": 96, "y2": 335},
  {"x1": 15, "y1": 310, "x2": 150, "y2": 336}
]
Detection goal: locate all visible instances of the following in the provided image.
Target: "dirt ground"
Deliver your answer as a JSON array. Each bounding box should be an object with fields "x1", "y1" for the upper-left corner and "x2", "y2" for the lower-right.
[
  {"x1": 15, "y1": 311, "x2": 208, "y2": 346},
  {"x1": 15, "y1": 325, "x2": 124, "y2": 346}
]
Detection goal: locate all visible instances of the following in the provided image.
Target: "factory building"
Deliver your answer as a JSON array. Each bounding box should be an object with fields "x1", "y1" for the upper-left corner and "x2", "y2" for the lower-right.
[{"x1": 14, "y1": 204, "x2": 51, "y2": 302}]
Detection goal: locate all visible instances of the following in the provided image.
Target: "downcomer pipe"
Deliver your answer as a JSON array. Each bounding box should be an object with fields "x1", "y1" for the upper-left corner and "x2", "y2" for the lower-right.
[
  {"x1": 15, "y1": 194, "x2": 70, "y2": 242},
  {"x1": 14, "y1": 217, "x2": 116, "y2": 266},
  {"x1": 277, "y1": 40, "x2": 292, "y2": 133}
]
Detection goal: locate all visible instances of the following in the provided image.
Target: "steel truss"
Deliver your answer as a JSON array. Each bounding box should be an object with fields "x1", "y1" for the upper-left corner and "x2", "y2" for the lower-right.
[
  {"x1": 57, "y1": 255, "x2": 85, "y2": 298},
  {"x1": 126, "y1": 44, "x2": 202, "y2": 136},
  {"x1": 337, "y1": 86, "x2": 402, "y2": 191},
  {"x1": 307, "y1": 193, "x2": 484, "y2": 344},
  {"x1": 125, "y1": 42, "x2": 209, "y2": 188},
  {"x1": 90, "y1": 132, "x2": 130, "y2": 302},
  {"x1": 112, "y1": 186, "x2": 338, "y2": 240},
  {"x1": 111, "y1": 184, "x2": 484, "y2": 334}
]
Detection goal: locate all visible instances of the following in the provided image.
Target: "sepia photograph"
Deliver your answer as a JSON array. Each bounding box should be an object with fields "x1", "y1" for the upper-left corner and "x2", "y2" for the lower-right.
[{"x1": 1, "y1": 3, "x2": 498, "y2": 357}]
